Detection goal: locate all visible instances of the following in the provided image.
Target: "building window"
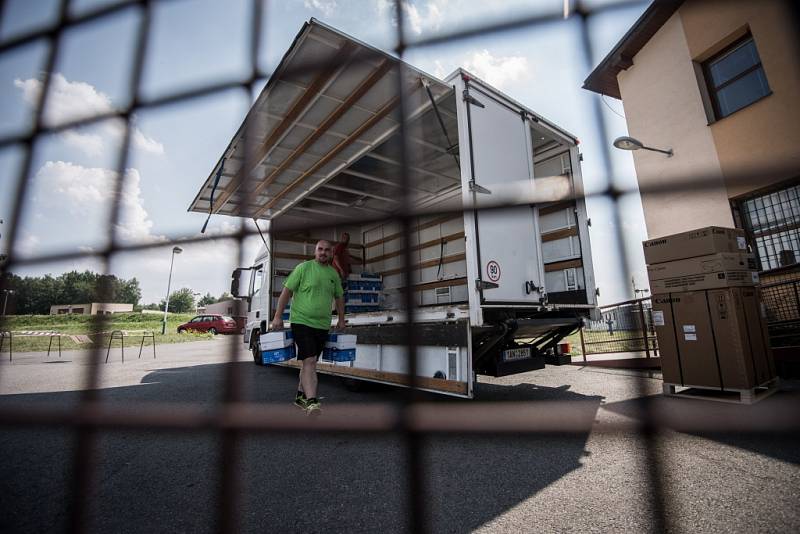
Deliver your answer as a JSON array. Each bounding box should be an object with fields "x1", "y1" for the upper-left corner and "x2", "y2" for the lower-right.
[
  {"x1": 740, "y1": 184, "x2": 800, "y2": 271},
  {"x1": 703, "y1": 35, "x2": 770, "y2": 120}
]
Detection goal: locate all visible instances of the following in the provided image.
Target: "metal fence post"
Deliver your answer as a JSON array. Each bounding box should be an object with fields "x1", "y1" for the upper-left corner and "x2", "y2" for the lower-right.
[
  {"x1": 638, "y1": 299, "x2": 651, "y2": 358},
  {"x1": 579, "y1": 323, "x2": 587, "y2": 362}
]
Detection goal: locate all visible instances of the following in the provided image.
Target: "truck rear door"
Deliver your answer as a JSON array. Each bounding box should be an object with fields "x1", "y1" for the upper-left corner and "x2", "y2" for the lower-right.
[{"x1": 457, "y1": 77, "x2": 545, "y2": 304}]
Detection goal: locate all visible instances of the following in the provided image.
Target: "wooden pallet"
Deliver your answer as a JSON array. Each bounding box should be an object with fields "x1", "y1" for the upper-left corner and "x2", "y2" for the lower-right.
[{"x1": 662, "y1": 377, "x2": 779, "y2": 405}]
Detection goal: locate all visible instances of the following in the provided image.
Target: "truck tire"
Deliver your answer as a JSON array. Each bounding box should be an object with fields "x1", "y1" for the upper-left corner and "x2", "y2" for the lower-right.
[{"x1": 251, "y1": 330, "x2": 262, "y2": 365}]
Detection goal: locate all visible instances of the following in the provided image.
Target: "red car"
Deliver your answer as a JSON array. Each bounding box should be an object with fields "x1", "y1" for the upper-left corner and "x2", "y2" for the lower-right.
[{"x1": 177, "y1": 314, "x2": 238, "y2": 335}]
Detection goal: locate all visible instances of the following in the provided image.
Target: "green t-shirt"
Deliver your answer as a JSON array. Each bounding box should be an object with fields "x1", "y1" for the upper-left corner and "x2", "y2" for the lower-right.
[{"x1": 284, "y1": 260, "x2": 344, "y2": 330}]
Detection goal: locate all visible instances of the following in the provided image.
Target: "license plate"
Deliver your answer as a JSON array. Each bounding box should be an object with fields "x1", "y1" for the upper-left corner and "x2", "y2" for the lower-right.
[{"x1": 502, "y1": 347, "x2": 531, "y2": 362}]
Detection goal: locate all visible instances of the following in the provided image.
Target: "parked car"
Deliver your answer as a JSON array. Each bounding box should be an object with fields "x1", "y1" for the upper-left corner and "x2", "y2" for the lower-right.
[{"x1": 177, "y1": 314, "x2": 238, "y2": 335}]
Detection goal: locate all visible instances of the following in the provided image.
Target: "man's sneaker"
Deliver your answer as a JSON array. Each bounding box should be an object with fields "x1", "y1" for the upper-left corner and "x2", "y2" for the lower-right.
[
  {"x1": 294, "y1": 393, "x2": 308, "y2": 409},
  {"x1": 304, "y1": 398, "x2": 322, "y2": 415}
]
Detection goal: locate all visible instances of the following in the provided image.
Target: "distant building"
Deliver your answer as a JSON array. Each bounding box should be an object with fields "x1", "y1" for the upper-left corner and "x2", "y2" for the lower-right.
[
  {"x1": 49, "y1": 303, "x2": 134, "y2": 315},
  {"x1": 203, "y1": 299, "x2": 247, "y2": 317}
]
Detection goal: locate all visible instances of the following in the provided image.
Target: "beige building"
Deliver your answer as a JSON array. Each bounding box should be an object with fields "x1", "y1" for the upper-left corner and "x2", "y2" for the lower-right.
[
  {"x1": 49, "y1": 303, "x2": 134, "y2": 315},
  {"x1": 584, "y1": 0, "x2": 800, "y2": 276},
  {"x1": 203, "y1": 299, "x2": 247, "y2": 318}
]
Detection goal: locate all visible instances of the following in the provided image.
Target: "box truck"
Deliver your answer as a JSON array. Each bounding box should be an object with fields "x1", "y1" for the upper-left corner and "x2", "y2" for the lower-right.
[{"x1": 189, "y1": 20, "x2": 598, "y2": 397}]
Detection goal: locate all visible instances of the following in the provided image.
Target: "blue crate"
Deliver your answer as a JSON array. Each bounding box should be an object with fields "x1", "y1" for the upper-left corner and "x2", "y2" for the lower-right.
[
  {"x1": 349, "y1": 272, "x2": 381, "y2": 280},
  {"x1": 262, "y1": 345, "x2": 296, "y2": 364},
  {"x1": 322, "y1": 347, "x2": 356, "y2": 362}
]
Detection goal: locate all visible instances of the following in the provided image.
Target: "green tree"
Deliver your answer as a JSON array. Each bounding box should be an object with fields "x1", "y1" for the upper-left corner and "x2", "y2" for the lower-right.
[
  {"x1": 160, "y1": 287, "x2": 196, "y2": 313},
  {"x1": 2, "y1": 270, "x2": 142, "y2": 314},
  {"x1": 198, "y1": 292, "x2": 216, "y2": 307},
  {"x1": 115, "y1": 277, "x2": 142, "y2": 306}
]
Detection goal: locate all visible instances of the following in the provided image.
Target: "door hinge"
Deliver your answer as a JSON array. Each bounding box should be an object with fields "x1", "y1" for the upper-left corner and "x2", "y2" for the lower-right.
[
  {"x1": 462, "y1": 89, "x2": 485, "y2": 108},
  {"x1": 469, "y1": 180, "x2": 492, "y2": 194},
  {"x1": 475, "y1": 279, "x2": 499, "y2": 291}
]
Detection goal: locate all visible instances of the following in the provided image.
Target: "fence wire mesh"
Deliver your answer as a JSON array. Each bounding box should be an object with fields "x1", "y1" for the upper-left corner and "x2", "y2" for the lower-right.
[{"x1": 0, "y1": 0, "x2": 799, "y2": 533}]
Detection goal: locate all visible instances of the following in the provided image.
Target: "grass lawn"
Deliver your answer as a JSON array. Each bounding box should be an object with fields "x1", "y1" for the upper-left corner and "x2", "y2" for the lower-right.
[{"x1": 0, "y1": 313, "x2": 226, "y2": 353}]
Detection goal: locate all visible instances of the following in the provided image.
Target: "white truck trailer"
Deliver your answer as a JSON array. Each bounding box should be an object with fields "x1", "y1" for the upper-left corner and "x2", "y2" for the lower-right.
[{"x1": 189, "y1": 20, "x2": 598, "y2": 398}]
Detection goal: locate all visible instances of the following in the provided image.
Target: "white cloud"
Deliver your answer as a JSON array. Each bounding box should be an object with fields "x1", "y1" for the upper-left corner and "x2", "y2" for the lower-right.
[
  {"x1": 14, "y1": 73, "x2": 164, "y2": 157},
  {"x1": 15, "y1": 232, "x2": 40, "y2": 257},
  {"x1": 375, "y1": 0, "x2": 446, "y2": 35},
  {"x1": 461, "y1": 49, "x2": 529, "y2": 90},
  {"x1": 304, "y1": 0, "x2": 337, "y2": 17},
  {"x1": 34, "y1": 161, "x2": 165, "y2": 244}
]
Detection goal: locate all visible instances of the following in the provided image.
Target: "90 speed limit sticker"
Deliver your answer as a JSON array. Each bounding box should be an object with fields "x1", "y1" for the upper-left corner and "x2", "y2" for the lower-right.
[{"x1": 486, "y1": 260, "x2": 501, "y2": 282}]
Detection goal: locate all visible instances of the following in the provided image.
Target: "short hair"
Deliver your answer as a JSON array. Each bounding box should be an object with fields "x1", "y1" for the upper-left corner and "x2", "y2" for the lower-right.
[{"x1": 316, "y1": 239, "x2": 332, "y2": 248}]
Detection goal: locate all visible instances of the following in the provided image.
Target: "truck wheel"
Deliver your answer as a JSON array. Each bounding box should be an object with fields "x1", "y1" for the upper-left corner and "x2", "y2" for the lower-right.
[{"x1": 251, "y1": 330, "x2": 263, "y2": 365}]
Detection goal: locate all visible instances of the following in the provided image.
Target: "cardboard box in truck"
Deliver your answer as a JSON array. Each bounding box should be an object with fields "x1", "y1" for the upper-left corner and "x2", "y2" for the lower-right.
[{"x1": 643, "y1": 227, "x2": 747, "y2": 265}]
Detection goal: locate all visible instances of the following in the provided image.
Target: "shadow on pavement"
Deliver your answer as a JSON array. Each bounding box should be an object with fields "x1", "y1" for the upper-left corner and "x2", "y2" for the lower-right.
[
  {"x1": 601, "y1": 382, "x2": 800, "y2": 466},
  {"x1": 0, "y1": 362, "x2": 602, "y2": 533}
]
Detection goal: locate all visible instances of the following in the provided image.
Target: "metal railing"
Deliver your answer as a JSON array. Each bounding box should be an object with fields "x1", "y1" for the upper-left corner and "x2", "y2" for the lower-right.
[
  {"x1": 0, "y1": 1, "x2": 798, "y2": 533},
  {"x1": 579, "y1": 297, "x2": 659, "y2": 358}
]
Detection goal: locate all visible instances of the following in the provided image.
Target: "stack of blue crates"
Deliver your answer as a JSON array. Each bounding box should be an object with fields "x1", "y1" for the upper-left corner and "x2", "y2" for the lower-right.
[
  {"x1": 344, "y1": 272, "x2": 382, "y2": 314},
  {"x1": 321, "y1": 333, "x2": 357, "y2": 362},
  {"x1": 260, "y1": 330, "x2": 295, "y2": 364}
]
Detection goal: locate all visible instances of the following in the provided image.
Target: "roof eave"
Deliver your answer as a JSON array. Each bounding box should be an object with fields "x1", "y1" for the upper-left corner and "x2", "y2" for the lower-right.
[{"x1": 582, "y1": 0, "x2": 685, "y2": 99}]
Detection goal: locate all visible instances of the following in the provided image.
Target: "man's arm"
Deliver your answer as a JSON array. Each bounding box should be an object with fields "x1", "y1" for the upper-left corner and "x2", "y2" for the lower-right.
[
  {"x1": 334, "y1": 296, "x2": 346, "y2": 330},
  {"x1": 270, "y1": 287, "x2": 293, "y2": 331}
]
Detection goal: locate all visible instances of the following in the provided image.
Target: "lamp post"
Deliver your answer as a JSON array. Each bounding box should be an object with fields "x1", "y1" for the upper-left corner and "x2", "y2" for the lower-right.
[
  {"x1": 1, "y1": 289, "x2": 14, "y2": 316},
  {"x1": 613, "y1": 136, "x2": 673, "y2": 157},
  {"x1": 161, "y1": 246, "x2": 183, "y2": 335}
]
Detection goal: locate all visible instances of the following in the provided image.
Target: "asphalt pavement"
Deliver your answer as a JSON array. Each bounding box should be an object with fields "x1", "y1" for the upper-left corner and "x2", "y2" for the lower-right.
[{"x1": 0, "y1": 338, "x2": 798, "y2": 533}]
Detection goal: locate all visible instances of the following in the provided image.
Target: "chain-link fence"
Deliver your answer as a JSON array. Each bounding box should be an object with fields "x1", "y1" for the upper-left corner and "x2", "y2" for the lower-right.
[{"x1": 1, "y1": 1, "x2": 799, "y2": 532}]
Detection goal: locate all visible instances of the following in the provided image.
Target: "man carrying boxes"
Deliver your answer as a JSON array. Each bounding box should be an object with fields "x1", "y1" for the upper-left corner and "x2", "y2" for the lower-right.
[
  {"x1": 271, "y1": 239, "x2": 346, "y2": 414},
  {"x1": 644, "y1": 226, "x2": 777, "y2": 402}
]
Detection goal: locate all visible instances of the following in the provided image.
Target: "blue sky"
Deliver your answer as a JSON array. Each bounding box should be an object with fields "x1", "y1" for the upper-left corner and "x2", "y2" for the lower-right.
[{"x1": 0, "y1": 0, "x2": 650, "y2": 305}]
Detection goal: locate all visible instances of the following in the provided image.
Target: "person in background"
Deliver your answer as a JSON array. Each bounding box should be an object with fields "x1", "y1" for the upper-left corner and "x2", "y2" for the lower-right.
[
  {"x1": 271, "y1": 240, "x2": 345, "y2": 414},
  {"x1": 332, "y1": 232, "x2": 352, "y2": 283}
]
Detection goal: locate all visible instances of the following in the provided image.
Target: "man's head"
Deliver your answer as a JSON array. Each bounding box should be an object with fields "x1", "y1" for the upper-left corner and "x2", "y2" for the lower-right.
[
  {"x1": 341, "y1": 232, "x2": 350, "y2": 244},
  {"x1": 314, "y1": 240, "x2": 332, "y2": 264}
]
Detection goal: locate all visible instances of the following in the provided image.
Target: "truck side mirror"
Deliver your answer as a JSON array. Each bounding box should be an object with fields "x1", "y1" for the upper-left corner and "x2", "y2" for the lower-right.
[{"x1": 231, "y1": 268, "x2": 248, "y2": 299}]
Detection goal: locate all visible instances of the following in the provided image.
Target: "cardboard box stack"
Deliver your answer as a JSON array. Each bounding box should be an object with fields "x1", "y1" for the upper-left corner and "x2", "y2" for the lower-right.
[
  {"x1": 322, "y1": 333, "x2": 357, "y2": 362},
  {"x1": 645, "y1": 227, "x2": 776, "y2": 391},
  {"x1": 260, "y1": 330, "x2": 295, "y2": 364},
  {"x1": 344, "y1": 272, "x2": 382, "y2": 313}
]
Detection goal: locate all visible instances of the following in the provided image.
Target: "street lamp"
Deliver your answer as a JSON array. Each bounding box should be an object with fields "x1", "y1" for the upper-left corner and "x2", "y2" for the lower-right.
[
  {"x1": 161, "y1": 246, "x2": 183, "y2": 335},
  {"x1": 1, "y1": 289, "x2": 14, "y2": 316},
  {"x1": 613, "y1": 136, "x2": 673, "y2": 157}
]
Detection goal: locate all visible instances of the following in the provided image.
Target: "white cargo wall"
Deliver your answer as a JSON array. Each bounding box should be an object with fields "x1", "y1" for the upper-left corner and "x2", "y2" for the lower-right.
[
  {"x1": 362, "y1": 214, "x2": 468, "y2": 307},
  {"x1": 322, "y1": 344, "x2": 467, "y2": 383}
]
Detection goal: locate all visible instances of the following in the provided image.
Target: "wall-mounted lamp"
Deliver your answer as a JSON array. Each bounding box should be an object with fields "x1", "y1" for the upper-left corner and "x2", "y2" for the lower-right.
[{"x1": 613, "y1": 136, "x2": 673, "y2": 157}]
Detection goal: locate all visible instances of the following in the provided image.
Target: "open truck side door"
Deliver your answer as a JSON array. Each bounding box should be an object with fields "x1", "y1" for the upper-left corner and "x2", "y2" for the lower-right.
[{"x1": 455, "y1": 73, "x2": 546, "y2": 305}]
